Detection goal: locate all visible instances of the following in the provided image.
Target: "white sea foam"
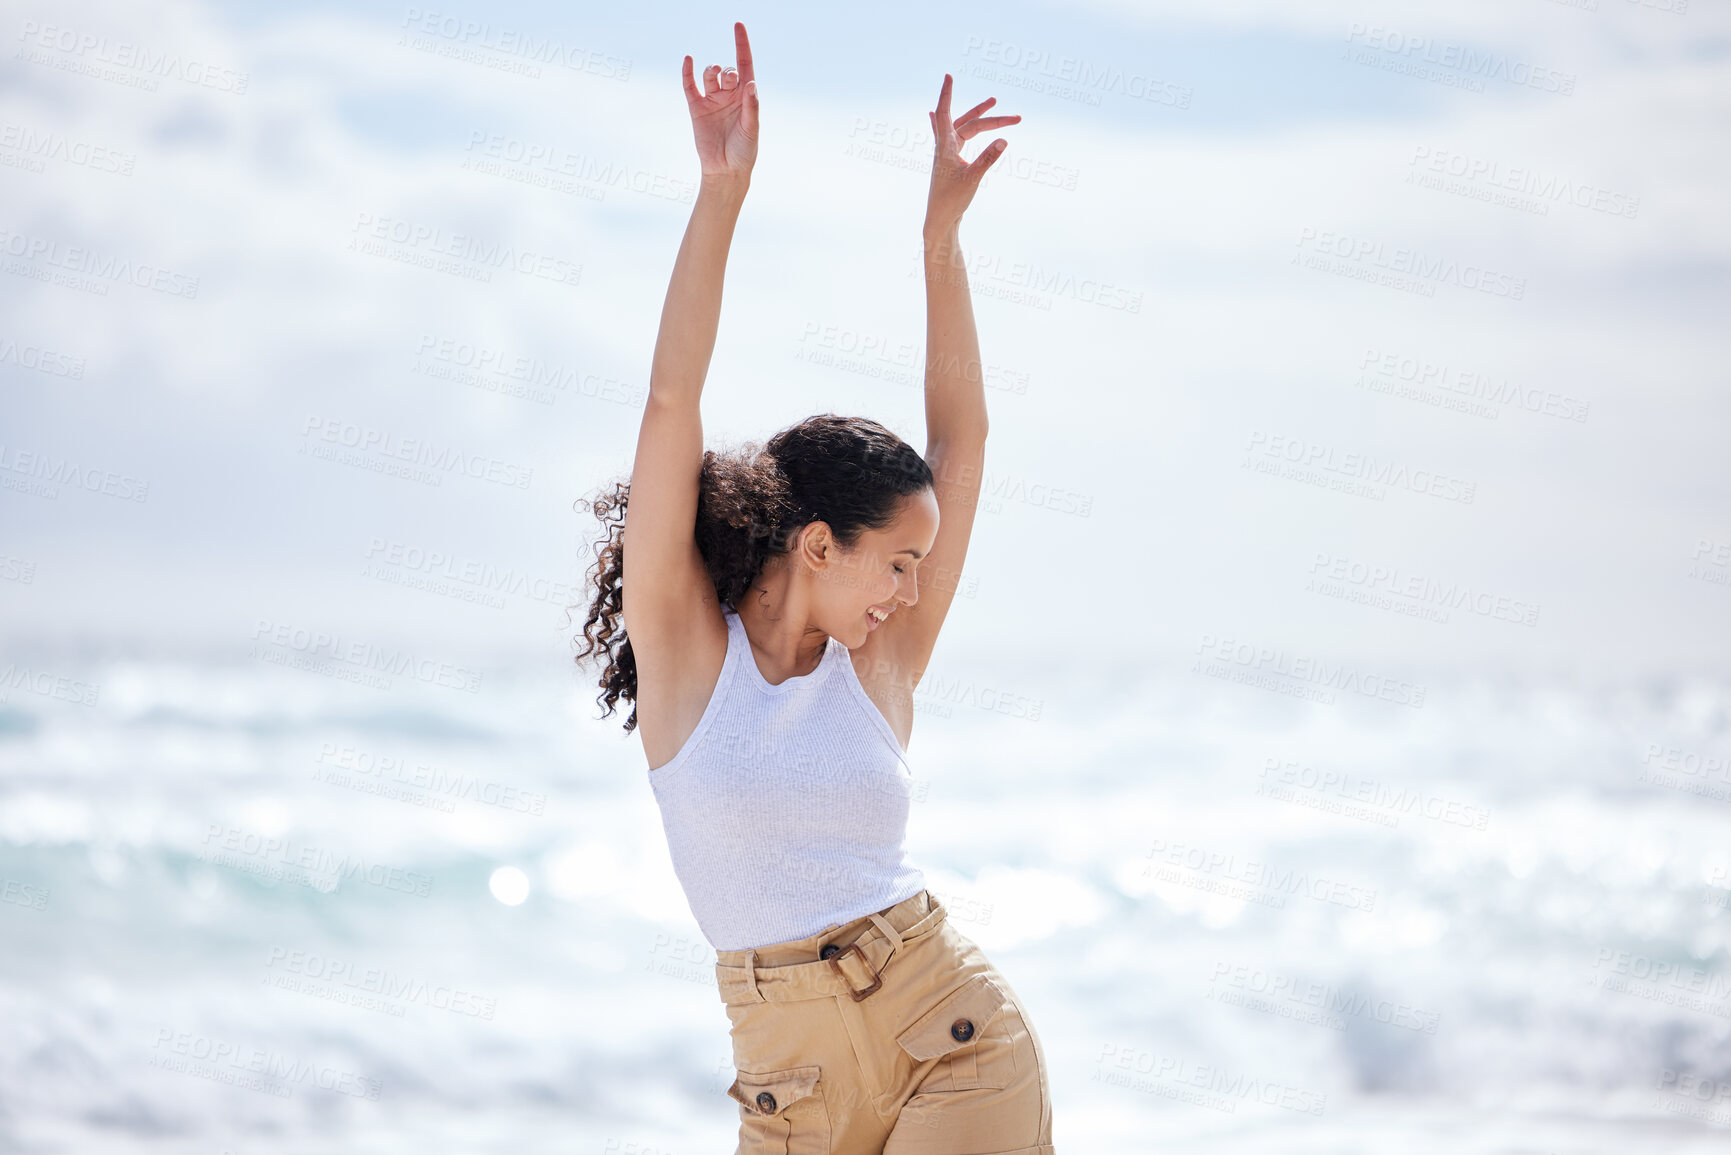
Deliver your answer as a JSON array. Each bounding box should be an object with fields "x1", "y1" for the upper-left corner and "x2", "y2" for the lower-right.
[{"x1": 3, "y1": 659, "x2": 1728, "y2": 1151}]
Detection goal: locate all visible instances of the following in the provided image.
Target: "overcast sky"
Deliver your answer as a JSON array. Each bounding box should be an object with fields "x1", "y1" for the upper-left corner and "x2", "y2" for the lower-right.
[{"x1": 3, "y1": 0, "x2": 1728, "y2": 691}]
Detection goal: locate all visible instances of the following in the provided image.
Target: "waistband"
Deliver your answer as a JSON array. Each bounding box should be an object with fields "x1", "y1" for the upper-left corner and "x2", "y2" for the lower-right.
[{"x1": 714, "y1": 889, "x2": 947, "y2": 1006}]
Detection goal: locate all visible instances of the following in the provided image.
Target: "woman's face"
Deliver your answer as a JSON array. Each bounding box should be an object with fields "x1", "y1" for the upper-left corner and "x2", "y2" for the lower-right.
[{"x1": 813, "y1": 489, "x2": 940, "y2": 648}]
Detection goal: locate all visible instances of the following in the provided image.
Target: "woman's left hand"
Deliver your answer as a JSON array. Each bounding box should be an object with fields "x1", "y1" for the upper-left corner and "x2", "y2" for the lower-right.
[
  {"x1": 683, "y1": 21, "x2": 760, "y2": 183},
  {"x1": 924, "y1": 73, "x2": 1020, "y2": 237}
]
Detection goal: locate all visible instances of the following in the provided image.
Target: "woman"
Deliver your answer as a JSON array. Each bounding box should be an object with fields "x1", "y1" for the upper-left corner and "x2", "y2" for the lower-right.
[{"x1": 575, "y1": 23, "x2": 1054, "y2": 1154}]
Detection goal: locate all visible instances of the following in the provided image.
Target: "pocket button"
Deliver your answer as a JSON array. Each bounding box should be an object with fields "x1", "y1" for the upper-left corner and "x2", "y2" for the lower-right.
[
  {"x1": 820, "y1": 944, "x2": 840, "y2": 960},
  {"x1": 756, "y1": 1091, "x2": 777, "y2": 1113},
  {"x1": 950, "y1": 1018, "x2": 975, "y2": 1043}
]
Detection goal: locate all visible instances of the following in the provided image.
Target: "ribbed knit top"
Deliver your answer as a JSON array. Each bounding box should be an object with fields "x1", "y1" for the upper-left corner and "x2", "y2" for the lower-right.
[{"x1": 646, "y1": 606, "x2": 927, "y2": 951}]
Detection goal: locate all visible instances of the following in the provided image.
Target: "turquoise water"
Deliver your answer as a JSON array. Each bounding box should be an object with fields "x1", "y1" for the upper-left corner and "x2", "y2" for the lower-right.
[{"x1": 3, "y1": 657, "x2": 1727, "y2": 1152}]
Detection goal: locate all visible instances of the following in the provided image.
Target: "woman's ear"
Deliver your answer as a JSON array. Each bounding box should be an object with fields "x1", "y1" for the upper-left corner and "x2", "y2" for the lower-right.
[{"x1": 796, "y1": 521, "x2": 832, "y2": 567}]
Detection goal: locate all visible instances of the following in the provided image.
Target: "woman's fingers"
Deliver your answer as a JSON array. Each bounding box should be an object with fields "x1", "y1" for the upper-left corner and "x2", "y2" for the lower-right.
[
  {"x1": 955, "y1": 114, "x2": 1021, "y2": 142},
  {"x1": 933, "y1": 81, "x2": 1019, "y2": 147},
  {"x1": 963, "y1": 138, "x2": 1009, "y2": 183},
  {"x1": 734, "y1": 21, "x2": 755, "y2": 84},
  {"x1": 682, "y1": 26, "x2": 759, "y2": 155},
  {"x1": 682, "y1": 55, "x2": 701, "y2": 106},
  {"x1": 741, "y1": 76, "x2": 759, "y2": 135},
  {"x1": 954, "y1": 96, "x2": 996, "y2": 125}
]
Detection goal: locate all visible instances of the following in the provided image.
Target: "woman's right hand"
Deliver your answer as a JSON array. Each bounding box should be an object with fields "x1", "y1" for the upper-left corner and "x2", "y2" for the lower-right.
[{"x1": 682, "y1": 22, "x2": 759, "y2": 183}]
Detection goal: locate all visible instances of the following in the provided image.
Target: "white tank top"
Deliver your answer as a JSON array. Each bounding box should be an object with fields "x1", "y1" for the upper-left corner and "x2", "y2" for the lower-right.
[{"x1": 646, "y1": 606, "x2": 927, "y2": 950}]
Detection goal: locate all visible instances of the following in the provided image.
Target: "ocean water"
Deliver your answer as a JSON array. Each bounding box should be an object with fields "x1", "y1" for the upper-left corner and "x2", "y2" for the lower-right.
[
  {"x1": 3, "y1": 653, "x2": 1728, "y2": 1154},
  {"x1": 3, "y1": 0, "x2": 1727, "y2": 1148}
]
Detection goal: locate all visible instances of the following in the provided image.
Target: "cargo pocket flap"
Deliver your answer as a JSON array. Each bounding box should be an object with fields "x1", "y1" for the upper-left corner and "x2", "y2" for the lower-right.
[
  {"x1": 727, "y1": 1065, "x2": 821, "y2": 1116},
  {"x1": 895, "y1": 973, "x2": 1010, "y2": 1061}
]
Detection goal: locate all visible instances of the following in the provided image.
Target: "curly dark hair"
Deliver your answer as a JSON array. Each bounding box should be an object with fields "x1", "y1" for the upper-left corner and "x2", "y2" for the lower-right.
[{"x1": 571, "y1": 413, "x2": 935, "y2": 732}]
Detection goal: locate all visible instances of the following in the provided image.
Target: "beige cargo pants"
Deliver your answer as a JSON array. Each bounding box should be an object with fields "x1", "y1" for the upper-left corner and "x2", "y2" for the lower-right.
[{"x1": 713, "y1": 889, "x2": 1055, "y2": 1154}]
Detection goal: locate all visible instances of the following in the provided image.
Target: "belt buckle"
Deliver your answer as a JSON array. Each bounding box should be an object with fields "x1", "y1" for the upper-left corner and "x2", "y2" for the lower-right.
[{"x1": 826, "y1": 941, "x2": 883, "y2": 1001}]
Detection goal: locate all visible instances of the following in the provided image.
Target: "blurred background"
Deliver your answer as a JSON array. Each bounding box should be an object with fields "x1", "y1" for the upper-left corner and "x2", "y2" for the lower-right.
[{"x1": 3, "y1": 0, "x2": 1729, "y2": 1151}]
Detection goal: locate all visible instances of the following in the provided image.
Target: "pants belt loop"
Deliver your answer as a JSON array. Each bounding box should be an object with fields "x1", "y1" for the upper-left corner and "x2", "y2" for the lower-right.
[
  {"x1": 866, "y1": 911, "x2": 903, "y2": 956},
  {"x1": 743, "y1": 948, "x2": 766, "y2": 1003}
]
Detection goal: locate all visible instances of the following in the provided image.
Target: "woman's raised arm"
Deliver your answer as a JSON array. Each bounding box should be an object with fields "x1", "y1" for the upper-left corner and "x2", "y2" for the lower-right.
[
  {"x1": 874, "y1": 74, "x2": 1019, "y2": 680},
  {"x1": 622, "y1": 24, "x2": 758, "y2": 657}
]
